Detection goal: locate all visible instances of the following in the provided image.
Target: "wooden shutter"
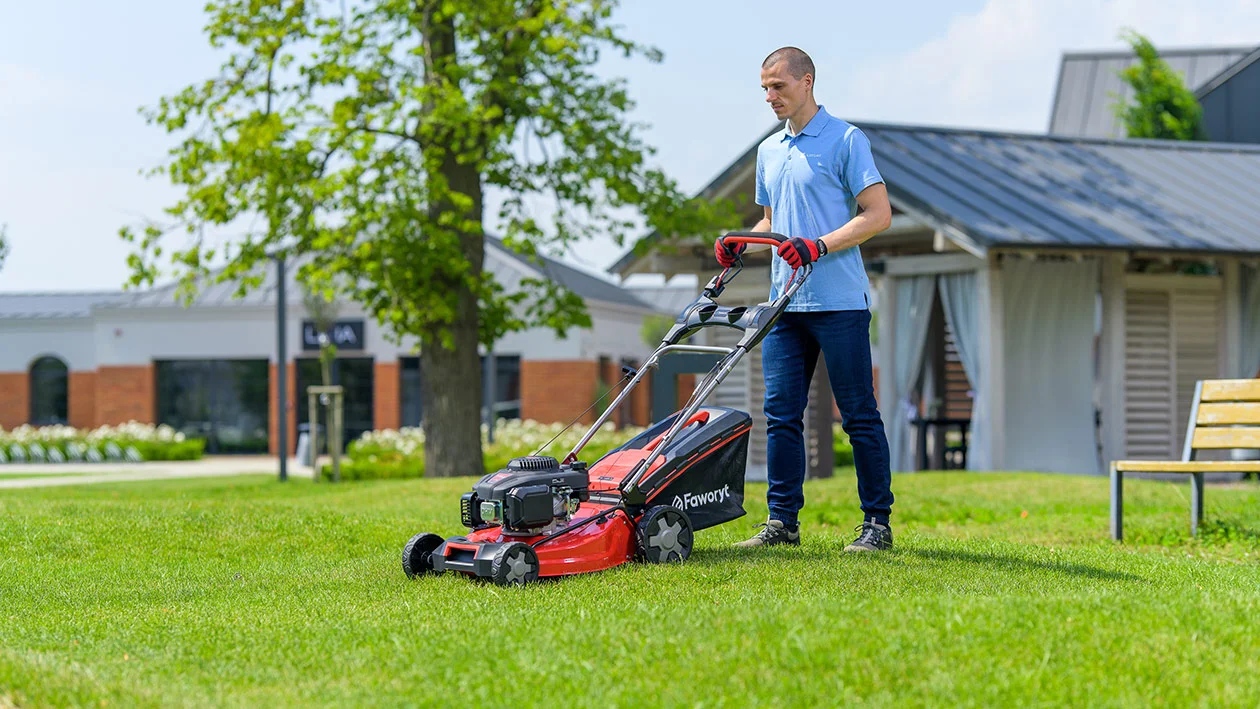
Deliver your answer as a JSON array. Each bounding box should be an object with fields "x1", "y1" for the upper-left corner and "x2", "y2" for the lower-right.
[
  {"x1": 1124, "y1": 289, "x2": 1175, "y2": 459},
  {"x1": 1123, "y1": 280, "x2": 1222, "y2": 459},
  {"x1": 1173, "y1": 289, "x2": 1221, "y2": 454}
]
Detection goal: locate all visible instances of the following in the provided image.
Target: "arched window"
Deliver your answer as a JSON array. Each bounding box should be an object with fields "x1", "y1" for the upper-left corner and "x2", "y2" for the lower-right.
[{"x1": 29, "y1": 356, "x2": 69, "y2": 426}]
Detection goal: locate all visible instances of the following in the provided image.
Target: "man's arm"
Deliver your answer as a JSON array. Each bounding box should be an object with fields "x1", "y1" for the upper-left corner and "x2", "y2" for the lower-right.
[
  {"x1": 818, "y1": 183, "x2": 891, "y2": 253},
  {"x1": 751, "y1": 205, "x2": 772, "y2": 233}
]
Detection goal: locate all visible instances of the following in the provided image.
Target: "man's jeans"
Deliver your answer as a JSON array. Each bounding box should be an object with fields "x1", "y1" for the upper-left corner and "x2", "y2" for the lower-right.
[{"x1": 761, "y1": 309, "x2": 893, "y2": 528}]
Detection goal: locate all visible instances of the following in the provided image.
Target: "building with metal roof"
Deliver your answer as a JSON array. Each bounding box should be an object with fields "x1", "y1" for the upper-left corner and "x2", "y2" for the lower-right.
[
  {"x1": 0, "y1": 238, "x2": 661, "y2": 453},
  {"x1": 1048, "y1": 45, "x2": 1253, "y2": 139},
  {"x1": 613, "y1": 118, "x2": 1260, "y2": 479},
  {"x1": 1198, "y1": 46, "x2": 1260, "y2": 144}
]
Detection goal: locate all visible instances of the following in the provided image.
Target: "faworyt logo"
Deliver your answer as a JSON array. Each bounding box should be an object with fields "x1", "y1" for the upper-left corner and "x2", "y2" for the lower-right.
[{"x1": 672, "y1": 484, "x2": 731, "y2": 511}]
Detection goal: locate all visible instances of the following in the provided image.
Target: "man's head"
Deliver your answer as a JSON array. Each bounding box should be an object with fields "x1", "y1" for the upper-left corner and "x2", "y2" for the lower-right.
[{"x1": 760, "y1": 47, "x2": 815, "y2": 122}]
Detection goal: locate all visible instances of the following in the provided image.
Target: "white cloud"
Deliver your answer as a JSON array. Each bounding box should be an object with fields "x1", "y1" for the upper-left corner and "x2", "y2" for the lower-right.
[{"x1": 829, "y1": 0, "x2": 1260, "y2": 132}]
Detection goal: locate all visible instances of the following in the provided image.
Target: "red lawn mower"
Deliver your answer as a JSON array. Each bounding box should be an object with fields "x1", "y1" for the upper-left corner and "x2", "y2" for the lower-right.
[{"x1": 401, "y1": 231, "x2": 808, "y2": 585}]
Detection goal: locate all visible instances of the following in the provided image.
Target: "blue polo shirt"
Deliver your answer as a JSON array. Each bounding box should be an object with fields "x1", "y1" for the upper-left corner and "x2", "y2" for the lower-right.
[{"x1": 756, "y1": 106, "x2": 884, "y2": 311}]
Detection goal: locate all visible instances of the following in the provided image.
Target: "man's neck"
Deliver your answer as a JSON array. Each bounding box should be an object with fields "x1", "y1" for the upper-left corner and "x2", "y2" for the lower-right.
[{"x1": 787, "y1": 101, "x2": 820, "y2": 136}]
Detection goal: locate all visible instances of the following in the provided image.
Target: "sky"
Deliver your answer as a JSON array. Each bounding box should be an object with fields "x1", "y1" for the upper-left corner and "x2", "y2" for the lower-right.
[{"x1": 2, "y1": 0, "x2": 1260, "y2": 293}]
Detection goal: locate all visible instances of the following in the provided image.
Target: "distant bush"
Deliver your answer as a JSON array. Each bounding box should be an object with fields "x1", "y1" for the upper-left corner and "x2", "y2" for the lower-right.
[
  {"x1": 322, "y1": 419, "x2": 648, "y2": 481},
  {"x1": 0, "y1": 422, "x2": 207, "y2": 463},
  {"x1": 833, "y1": 423, "x2": 854, "y2": 467}
]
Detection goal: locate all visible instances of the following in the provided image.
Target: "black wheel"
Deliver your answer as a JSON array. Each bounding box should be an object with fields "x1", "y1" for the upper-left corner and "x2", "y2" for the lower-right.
[
  {"x1": 402, "y1": 533, "x2": 445, "y2": 578},
  {"x1": 491, "y1": 542, "x2": 539, "y2": 586},
  {"x1": 637, "y1": 506, "x2": 694, "y2": 563}
]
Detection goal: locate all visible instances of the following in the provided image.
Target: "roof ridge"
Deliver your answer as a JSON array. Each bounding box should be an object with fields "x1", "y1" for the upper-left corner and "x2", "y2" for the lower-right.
[
  {"x1": 1060, "y1": 45, "x2": 1256, "y2": 60},
  {"x1": 1195, "y1": 44, "x2": 1260, "y2": 99}
]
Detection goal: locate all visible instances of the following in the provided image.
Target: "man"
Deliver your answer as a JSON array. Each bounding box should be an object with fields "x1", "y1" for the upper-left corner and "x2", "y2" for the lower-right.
[{"x1": 721, "y1": 47, "x2": 894, "y2": 552}]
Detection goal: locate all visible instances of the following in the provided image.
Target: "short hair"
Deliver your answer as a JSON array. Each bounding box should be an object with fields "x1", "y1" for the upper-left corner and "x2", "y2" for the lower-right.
[{"x1": 762, "y1": 47, "x2": 815, "y2": 83}]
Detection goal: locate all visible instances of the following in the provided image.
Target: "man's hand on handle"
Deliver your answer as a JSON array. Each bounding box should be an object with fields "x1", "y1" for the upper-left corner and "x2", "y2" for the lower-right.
[
  {"x1": 776, "y1": 236, "x2": 827, "y2": 269},
  {"x1": 714, "y1": 238, "x2": 746, "y2": 268}
]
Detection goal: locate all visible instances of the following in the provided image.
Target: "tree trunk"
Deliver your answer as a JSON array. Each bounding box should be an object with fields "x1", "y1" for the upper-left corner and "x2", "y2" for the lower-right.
[
  {"x1": 419, "y1": 4, "x2": 487, "y2": 478},
  {"x1": 419, "y1": 155, "x2": 486, "y2": 477}
]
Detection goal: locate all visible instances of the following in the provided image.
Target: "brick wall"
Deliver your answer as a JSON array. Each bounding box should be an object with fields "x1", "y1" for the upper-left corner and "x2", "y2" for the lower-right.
[
  {"x1": 68, "y1": 371, "x2": 97, "y2": 429},
  {"x1": 0, "y1": 372, "x2": 29, "y2": 429},
  {"x1": 373, "y1": 361, "x2": 400, "y2": 432},
  {"x1": 95, "y1": 365, "x2": 155, "y2": 425},
  {"x1": 521, "y1": 360, "x2": 599, "y2": 425},
  {"x1": 630, "y1": 368, "x2": 651, "y2": 427},
  {"x1": 676, "y1": 373, "x2": 697, "y2": 410},
  {"x1": 268, "y1": 363, "x2": 298, "y2": 455}
]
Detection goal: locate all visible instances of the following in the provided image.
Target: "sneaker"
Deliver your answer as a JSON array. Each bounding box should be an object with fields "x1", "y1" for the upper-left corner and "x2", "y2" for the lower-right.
[
  {"x1": 845, "y1": 521, "x2": 893, "y2": 552},
  {"x1": 733, "y1": 518, "x2": 800, "y2": 548}
]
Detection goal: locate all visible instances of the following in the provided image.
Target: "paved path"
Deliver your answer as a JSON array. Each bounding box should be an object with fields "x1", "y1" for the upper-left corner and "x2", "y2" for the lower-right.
[{"x1": 0, "y1": 456, "x2": 315, "y2": 489}]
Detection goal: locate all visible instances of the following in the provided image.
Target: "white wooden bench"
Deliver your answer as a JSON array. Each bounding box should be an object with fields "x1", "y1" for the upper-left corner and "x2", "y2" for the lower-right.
[{"x1": 1110, "y1": 378, "x2": 1260, "y2": 541}]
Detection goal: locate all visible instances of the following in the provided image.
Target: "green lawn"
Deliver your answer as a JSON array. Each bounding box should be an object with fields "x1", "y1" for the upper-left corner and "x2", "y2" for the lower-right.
[{"x1": 2, "y1": 472, "x2": 1259, "y2": 707}]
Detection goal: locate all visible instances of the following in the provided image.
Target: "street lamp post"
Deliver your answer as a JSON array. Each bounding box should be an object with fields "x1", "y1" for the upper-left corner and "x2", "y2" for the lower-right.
[{"x1": 275, "y1": 254, "x2": 288, "y2": 482}]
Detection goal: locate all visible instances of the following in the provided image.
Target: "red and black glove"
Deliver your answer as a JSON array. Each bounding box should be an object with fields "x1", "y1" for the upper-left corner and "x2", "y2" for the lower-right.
[
  {"x1": 714, "y1": 237, "x2": 746, "y2": 267},
  {"x1": 777, "y1": 236, "x2": 828, "y2": 269}
]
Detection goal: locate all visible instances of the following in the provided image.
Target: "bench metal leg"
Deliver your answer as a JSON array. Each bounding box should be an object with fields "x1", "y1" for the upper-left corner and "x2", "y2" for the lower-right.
[
  {"x1": 1110, "y1": 465, "x2": 1123, "y2": 541},
  {"x1": 1191, "y1": 472, "x2": 1204, "y2": 536}
]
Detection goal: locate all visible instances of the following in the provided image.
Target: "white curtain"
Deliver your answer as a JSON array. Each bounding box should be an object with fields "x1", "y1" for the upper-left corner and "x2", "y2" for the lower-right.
[
  {"x1": 939, "y1": 271, "x2": 989, "y2": 470},
  {"x1": 1000, "y1": 259, "x2": 1100, "y2": 474},
  {"x1": 889, "y1": 275, "x2": 936, "y2": 472},
  {"x1": 1243, "y1": 264, "x2": 1260, "y2": 379}
]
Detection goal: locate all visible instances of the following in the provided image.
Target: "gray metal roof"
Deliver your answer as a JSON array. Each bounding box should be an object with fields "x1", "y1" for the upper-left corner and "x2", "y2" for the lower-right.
[
  {"x1": 625, "y1": 282, "x2": 700, "y2": 314},
  {"x1": 864, "y1": 123, "x2": 1260, "y2": 253},
  {"x1": 613, "y1": 120, "x2": 1260, "y2": 273},
  {"x1": 484, "y1": 237, "x2": 652, "y2": 310},
  {"x1": 1049, "y1": 45, "x2": 1254, "y2": 138},
  {"x1": 1, "y1": 237, "x2": 650, "y2": 319},
  {"x1": 0, "y1": 291, "x2": 127, "y2": 319}
]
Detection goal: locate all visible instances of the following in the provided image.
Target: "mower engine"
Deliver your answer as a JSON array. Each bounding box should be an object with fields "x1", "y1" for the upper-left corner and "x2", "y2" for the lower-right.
[{"x1": 460, "y1": 456, "x2": 590, "y2": 536}]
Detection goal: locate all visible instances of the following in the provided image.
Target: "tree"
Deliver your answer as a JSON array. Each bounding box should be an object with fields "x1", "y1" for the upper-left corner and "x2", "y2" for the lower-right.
[
  {"x1": 124, "y1": 1, "x2": 735, "y2": 476},
  {"x1": 1113, "y1": 29, "x2": 1205, "y2": 141},
  {"x1": 0, "y1": 224, "x2": 8, "y2": 272}
]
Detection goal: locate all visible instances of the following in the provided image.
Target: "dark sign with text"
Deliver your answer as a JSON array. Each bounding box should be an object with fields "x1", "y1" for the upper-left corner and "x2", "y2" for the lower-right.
[{"x1": 302, "y1": 319, "x2": 365, "y2": 351}]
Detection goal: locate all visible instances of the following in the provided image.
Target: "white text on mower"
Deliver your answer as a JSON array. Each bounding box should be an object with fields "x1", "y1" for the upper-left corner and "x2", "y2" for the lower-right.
[{"x1": 672, "y1": 484, "x2": 731, "y2": 511}]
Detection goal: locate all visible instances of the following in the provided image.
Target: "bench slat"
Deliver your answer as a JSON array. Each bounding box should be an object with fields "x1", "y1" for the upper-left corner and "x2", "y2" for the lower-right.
[
  {"x1": 1201, "y1": 379, "x2": 1260, "y2": 402},
  {"x1": 1112, "y1": 460, "x2": 1260, "y2": 473},
  {"x1": 1197, "y1": 403, "x2": 1260, "y2": 425},
  {"x1": 1191, "y1": 426, "x2": 1260, "y2": 449}
]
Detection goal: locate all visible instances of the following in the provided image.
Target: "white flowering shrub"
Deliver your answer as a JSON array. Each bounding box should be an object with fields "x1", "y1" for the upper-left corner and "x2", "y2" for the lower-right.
[
  {"x1": 0, "y1": 422, "x2": 204, "y2": 463},
  {"x1": 332, "y1": 419, "x2": 649, "y2": 480}
]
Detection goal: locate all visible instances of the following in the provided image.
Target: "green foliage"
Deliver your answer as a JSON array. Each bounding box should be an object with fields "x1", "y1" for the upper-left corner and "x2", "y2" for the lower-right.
[
  {"x1": 124, "y1": 0, "x2": 737, "y2": 346},
  {"x1": 323, "y1": 419, "x2": 645, "y2": 481},
  {"x1": 126, "y1": 0, "x2": 738, "y2": 478},
  {"x1": 832, "y1": 422, "x2": 854, "y2": 467},
  {"x1": 1113, "y1": 29, "x2": 1205, "y2": 140},
  {"x1": 0, "y1": 423, "x2": 206, "y2": 462},
  {"x1": 640, "y1": 313, "x2": 675, "y2": 348},
  {"x1": 0, "y1": 223, "x2": 8, "y2": 271}
]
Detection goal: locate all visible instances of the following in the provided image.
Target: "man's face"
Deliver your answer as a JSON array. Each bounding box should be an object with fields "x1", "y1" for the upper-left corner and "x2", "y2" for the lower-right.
[{"x1": 760, "y1": 60, "x2": 811, "y2": 120}]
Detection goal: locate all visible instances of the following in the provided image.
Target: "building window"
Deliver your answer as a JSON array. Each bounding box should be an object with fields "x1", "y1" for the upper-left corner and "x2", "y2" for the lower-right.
[
  {"x1": 29, "y1": 356, "x2": 69, "y2": 426},
  {"x1": 155, "y1": 360, "x2": 270, "y2": 454},
  {"x1": 400, "y1": 357, "x2": 423, "y2": 427},
  {"x1": 296, "y1": 357, "x2": 375, "y2": 450},
  {"x1": 398, "y1": 354, "x2": 521, "y2": 427}
]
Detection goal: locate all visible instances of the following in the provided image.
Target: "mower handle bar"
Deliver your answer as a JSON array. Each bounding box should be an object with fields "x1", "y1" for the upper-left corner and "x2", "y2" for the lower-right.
[{"x1": 717, "y1": 230, "x2": 789, "y2": 250}]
